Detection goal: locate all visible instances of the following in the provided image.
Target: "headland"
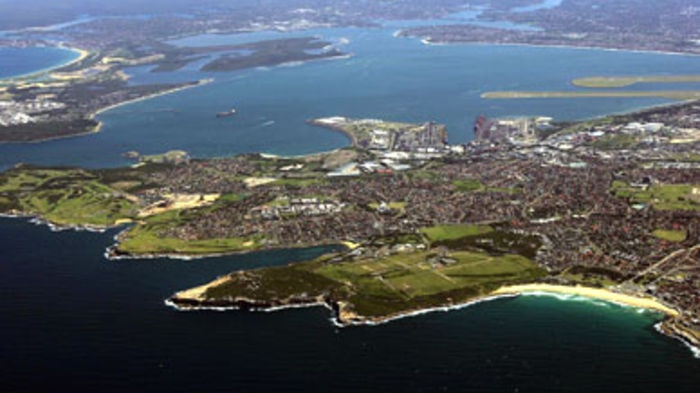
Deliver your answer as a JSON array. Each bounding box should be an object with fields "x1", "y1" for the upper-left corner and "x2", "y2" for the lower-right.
[{"x1": 2, "y1": 100, "x2": 697, "y2": 354}]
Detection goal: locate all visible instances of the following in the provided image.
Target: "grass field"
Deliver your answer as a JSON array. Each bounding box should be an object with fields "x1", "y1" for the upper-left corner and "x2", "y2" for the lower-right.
[
  {"x1": 611, "y1": 181, "x2": 700, "y2": 211},
  {"x1": 117, "y1": 209, "x2": 263, "y2": 255},
  {"x1": 0, "y1": 168, "x2": 138, "y2": 226},
  {"x1": 420, "y1": 224, "x2": 495, "y2": 242},
  {"x1": 652, "y1": 229, "x2": 688, "y2": 243},
  {"x1": 572, "y1": 75, "x2": 700, "y2": 88},
  {"x1": 453, "y1": 179, "x2": 484, "y2": 192},
  {"x1": 591, "y1": 133, "x2": 640, "y2": 150},
  {"x1": 196, "y1": 248, "x2": 545, "y2": 319},
  {"x1": 324, "y1": 249, "x2": 540, "y2": 316}
]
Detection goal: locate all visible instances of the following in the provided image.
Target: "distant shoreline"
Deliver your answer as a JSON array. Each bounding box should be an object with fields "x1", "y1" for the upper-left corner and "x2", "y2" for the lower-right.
[
  {"x1": 83, "y1": 79, "x2": 214, "y2": 140},
  {"x1": 92, "y1": 78, "x2": 213, "y2": 118},
  {"x1": 0, "y1": 80, "x2": 212, "y2": 146},
  {"x1": 414, "y1": 37, "x2": 700, "y2": 58}
]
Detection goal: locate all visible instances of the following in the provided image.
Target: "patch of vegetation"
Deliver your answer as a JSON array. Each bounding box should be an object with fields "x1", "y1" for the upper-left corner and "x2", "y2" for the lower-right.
[
  {"x1": 205, "y1": 265, "x2": 344, "y2": 301},
  {"x1": 592, "y1": 133, "x2": 640, "y2": 150},
  {"x1": 611, "y1": 181, "x2": 700, "y2": 211},
  {"x1": 201, "y1": 37, "x2": 344, "y2": 72},
  {"x1": 435, "y1": 230, "x2": 542, "y2": 259},
  {"x1": 0, "y1": 118, "x2": 99, "y2": 143},
  {"x1": 483, "y1": 90, "x2": 700, "y2": 100},
  {"x1": 139, "y1": 150, "x2": 190, "y2": 164},
  {"x1": 487, "y1": 186, "x2": 522, "y2": 194},
  {"x1": 0, "y1": 167, "x2": 138, "y2": 226},
  {"x1": 117, "y1": 209, "x2": 263, "y2": 255},
  {"x1": 218, "y1": 193, "x2": 248, "y2": 203},
  {"x1": 409, "y1": 170, "x2": 440, "y2": 180},
  {"x1": 652, "y1": 229, "x2": 688, "y2": 242},
  {"x1": 420, "y1": 224, "x2": 494, "y2": 243},
  {"x1": 0, "y1": 195, "x2": 18, "y2": 211},
  {"x1": 670, "y1": 152, "x2": 700, "y2": 162},
  {"x1": 572, "y1": 75, "x2": 700, "y2": 88},
  {"x1": 453, "y1": 179, "x2": 484, "y2": 192},
  {"x1": 197, "y1": 248, "x2": 545, "y2": 320},
  {"x1": 558, "y1": 265, "x2": 626, "y2": 287}
]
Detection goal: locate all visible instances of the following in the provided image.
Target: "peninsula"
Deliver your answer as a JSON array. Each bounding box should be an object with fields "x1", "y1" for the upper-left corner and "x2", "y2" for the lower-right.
[{"x1": 1, "y1": 101, "x2": 698, "y2": 352}]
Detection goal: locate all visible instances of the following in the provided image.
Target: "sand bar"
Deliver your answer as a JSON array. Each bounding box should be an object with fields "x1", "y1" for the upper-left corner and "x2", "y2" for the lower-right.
[{"x1": 174, "y1": 276, "x2": 232, "y2": 300}]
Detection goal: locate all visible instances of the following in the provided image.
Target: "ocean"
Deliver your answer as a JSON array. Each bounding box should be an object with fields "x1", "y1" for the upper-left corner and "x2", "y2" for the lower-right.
[
  {"x1": 1, "y1": 217, "x2": 699, "y2": 392},
  {"x1": 0, "y1": 46, "x2": 79, "y2": 80},
  {"x1": 1, "y1": 19, "x2": 700, "y2": 393}
]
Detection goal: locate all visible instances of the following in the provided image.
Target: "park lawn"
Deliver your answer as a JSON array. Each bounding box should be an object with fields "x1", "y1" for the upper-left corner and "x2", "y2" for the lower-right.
[
  {"x1": 316, "y1": 249, "x2": 544, "y2": 307},
  {"x1": 192, "y1": 246, "x2": 546, "y2": 320},
  {"x1": 0, "y1": 169, "x2": 78, "y2": 192},
  {"x1": 421, "y1": 224, "x2": 495, "y2": 242},
  {"x1": 218, "y1": 193, "x2": 248, "y2": 203},
  {"x1": 443, "y1": 253, "x2": 536, "y2": 278},
  {"x1": 611, "y1": 182, "x2": 700, "y2": 211},
  {"x1": 0, "y1": 167, "x2": 138, "y2": 226},
  {"x1": 453, "y1": 179, "x2": 484, "y2": 192},
  {"x1": 117, "y1": 209, "x2": 263, "y2": 255},
  {"x1": 652, "y1": 229, "x2": 688, "y2": 242}
]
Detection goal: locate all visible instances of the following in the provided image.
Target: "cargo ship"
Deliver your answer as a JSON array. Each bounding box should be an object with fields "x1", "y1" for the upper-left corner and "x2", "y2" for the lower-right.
[{"x1": 216, "y1": 108, "x2": 237, "y2": 118}]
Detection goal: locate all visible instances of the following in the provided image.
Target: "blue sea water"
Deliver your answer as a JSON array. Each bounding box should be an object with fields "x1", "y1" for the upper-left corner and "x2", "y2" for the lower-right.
[
  {"x1": 0, "y1": 46, "x2": 79, "y2": 79},
  {"x1": 1, "y1": 217, "x2": 699, "y2": 392}
]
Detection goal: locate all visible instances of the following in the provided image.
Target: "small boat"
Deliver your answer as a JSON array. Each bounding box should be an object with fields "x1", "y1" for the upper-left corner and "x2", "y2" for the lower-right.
[{"x1": 216, "y1": 108, "x2": 237, "y2": 118}]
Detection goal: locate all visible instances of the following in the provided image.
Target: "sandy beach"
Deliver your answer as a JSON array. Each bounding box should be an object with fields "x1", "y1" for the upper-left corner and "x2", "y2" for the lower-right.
[
  {"x1": 0, "y1": 45, "x2": 91, "y2": 83},
  {"x1": 492, "y1": 283, "x2": 680, "y2": 316},
  {"x1": 60, "y1": 45, "x2": 90, "y2": 66}
]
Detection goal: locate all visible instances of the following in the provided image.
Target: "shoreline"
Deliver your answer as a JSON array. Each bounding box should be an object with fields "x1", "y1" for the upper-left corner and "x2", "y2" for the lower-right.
[
  {"x1": 414, "y1": 36, "x2": 700, "y2": 58},
  {"x1": 305, "y1": 118, "x2": 359, "y2": 147},
  {"x1": 75, "y1": 78, "x2": 213, "y2": 143},
  {"x1": 0, "y1": 212, "x2": 115, "y2": 233},
  {"x1": 91, "y1": 78, "x2": 213, "y2": 119},
  {"x1": 491, "y1": 283, "x2": 679, "y2": 316},
  {"x1": 166, "y1": 279, "x2": 699, "y2": 357},
  {"x1": 168, "y1": 281, "x2": 680, "y2": 322},
  {"x1": 0, "y1": 45, "x2": 90, "y2": 82},
  {"x1": 0, "y1": 79, "x2": 211, "y2": 146},
  {"x1": 0, "y1": 120, "x2": 103, "y2": 146},
  {"x1": 104, "y1": 227, "x2": 348, "y2": 261},
  {"x1": 56, "y1": 44, "x2": 90, "y2": 68}
]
